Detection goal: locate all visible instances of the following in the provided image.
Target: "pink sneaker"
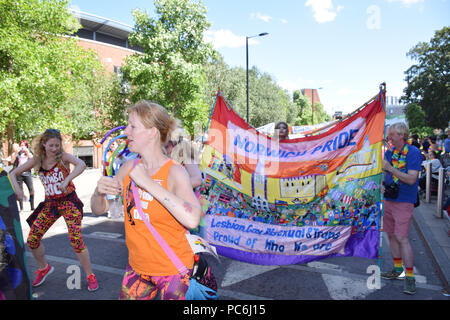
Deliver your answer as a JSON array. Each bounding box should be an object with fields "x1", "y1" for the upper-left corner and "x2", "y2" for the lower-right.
[
  {"x1": 32, "y1": 264, "x2": 54, "y2": 287},
  {"x1": 87, "y1": 274, "x2": 99, "y2": 292}
]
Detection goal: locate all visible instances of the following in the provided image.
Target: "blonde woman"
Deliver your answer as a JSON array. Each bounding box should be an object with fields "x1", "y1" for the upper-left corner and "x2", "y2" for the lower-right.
[
  {"x1": 91, "y1": 101, "x2": 201, "y2": 300},
  {"x1": 10, "y1": 129, "x2": 98, "y2": 291}
]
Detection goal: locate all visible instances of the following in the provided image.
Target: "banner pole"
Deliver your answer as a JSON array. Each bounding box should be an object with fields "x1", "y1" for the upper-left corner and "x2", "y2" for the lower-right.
[
  {"x1": 378, "y1": 82, "x2": 387, "y2": 281},
  {"x1": 202, "y1": 90, "x2": 221, "y2": 146},
  {"x1": 307, "y1": 91, "x2": 380, "y2": 137}
]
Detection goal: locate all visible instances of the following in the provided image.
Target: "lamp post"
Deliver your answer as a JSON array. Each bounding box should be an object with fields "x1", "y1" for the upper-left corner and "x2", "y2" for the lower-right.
[
  {"x1": 311, "y1": 87, "x2": 323, "y2": 124},
  {"x1": 246, "y1": 32, "x2": 269, "y2": 124}
]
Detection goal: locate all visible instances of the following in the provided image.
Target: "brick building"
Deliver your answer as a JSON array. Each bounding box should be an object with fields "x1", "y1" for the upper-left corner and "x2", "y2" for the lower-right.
[
  {"x1": 70, "y1": 10, "x2": 141, "y2": 169},
  {"x1": 301, "y1": 88, "x2": 321, "y2": 106},
  {"x1": 1, "y1": 11, "x2": 140, "y2": 170}
]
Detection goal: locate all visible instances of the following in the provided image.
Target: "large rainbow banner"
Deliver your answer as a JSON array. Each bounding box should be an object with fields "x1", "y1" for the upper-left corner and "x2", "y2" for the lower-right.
[{"x1": 198, "y1": 87, "x2": 386, "y2": 265}]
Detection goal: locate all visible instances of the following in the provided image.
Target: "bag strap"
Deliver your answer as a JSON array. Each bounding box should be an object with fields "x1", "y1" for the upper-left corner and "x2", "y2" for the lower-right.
[{"x1": 130, "y1": 159, "x2": 189, "y2": 276}]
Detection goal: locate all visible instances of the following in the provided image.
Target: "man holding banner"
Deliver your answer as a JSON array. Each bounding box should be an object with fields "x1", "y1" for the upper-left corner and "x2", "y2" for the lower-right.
[{"x1": 381, "y1": 122, "x2": 422, "y2": 295}]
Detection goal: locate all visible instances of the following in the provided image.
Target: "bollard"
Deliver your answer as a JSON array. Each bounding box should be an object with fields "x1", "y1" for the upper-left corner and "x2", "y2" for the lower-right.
[
  {"x1": 436, "y1": 167, "x2": 444, "y2": 218},
  {"x1": 425, "y1": 162, "x2": 431, "y2": 203}
]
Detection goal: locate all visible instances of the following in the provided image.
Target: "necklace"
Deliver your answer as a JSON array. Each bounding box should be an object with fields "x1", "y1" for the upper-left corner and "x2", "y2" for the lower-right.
[{"x1": 391, "y1": 143, "x2": 409, "y2": 183}]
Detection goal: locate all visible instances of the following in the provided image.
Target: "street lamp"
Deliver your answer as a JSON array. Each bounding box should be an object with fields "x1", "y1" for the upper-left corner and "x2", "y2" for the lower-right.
[
  {"x1": 246, "y1": 32, "x2": 269, "y2": 124},
  {"x1": 311, "y1": 87, "x2": 323, "y2": 124}
]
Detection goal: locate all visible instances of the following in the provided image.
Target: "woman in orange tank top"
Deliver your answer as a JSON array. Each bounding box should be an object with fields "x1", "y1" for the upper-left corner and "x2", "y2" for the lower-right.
[{"x1": 91, "y1": 101, "x2": 202, "y2": 300}]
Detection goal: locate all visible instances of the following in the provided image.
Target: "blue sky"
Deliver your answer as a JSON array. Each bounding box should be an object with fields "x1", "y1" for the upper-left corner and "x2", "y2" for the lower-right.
[{"x1": 69, "y1": 0, "x2": 449, "y2": 115}]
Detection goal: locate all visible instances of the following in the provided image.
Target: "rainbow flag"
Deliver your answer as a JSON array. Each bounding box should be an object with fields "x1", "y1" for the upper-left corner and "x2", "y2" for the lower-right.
[{"x1": 198, "y1": 88, "x2": 386, "y2": 265}]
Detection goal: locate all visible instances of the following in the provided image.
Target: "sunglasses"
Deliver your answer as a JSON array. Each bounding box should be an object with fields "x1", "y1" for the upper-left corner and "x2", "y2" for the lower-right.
[{"x1": 45, "y1": 128, "x2": 60, "y2": 134}]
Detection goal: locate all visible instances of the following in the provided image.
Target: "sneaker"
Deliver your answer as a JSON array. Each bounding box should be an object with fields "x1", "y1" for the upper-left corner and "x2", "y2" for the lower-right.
[
  {"x1": 381, "y1": 269, "x2": 405, "y2": 280},
  {"x1": 32, "y1": 264, "x2": 54, "y2": 287},
  {"x1": 403, "y1": 277, "x2": 416, "y2": 295},
  {"x1": 87, "y1": 274, "x2": 99, "y2": 292}
]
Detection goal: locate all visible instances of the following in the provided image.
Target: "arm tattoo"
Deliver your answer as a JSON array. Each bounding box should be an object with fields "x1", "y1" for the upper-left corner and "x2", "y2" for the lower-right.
[
  {"x1": 164, "y1": 197, "x2": 176, "y2": 208},
  {"x1": 183, "y1": 202, "x2": 193, "y2": 214}
]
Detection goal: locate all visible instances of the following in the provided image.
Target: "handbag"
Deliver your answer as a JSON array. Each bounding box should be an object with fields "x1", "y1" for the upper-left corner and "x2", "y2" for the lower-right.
[
  {"x1": 383, "y1": 182, "x2": 399, "y2": 199},
  {"x1": 130, "y1": 180, "x2": 218, "y2": 300}
]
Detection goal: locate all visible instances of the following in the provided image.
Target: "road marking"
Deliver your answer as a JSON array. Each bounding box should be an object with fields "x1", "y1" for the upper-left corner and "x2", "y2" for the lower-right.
[
  {"x1": 25, "y1": 252, "x2": 444, "y2": 299},
  {"x1": 382, "y1": 232, "x2": 429, "y2": 284},
  {"x1": 322, "y1": 274, "x2": 380, "y2": 300},
  {"x1": 221, "y1": 260, "x2": 280, "y2": 287},
  {"x1": 26, "y1": 252, "x2": 125, "y2": 276},
  {"x1": 283, "y1": 264, "x2": 370, "y2": 280},
  {"x1": 307, "y1": 261, "x2": 343, "y2": 271},
  {"x1": 283, "y1": 263, "x2": 443, "y2": 293},
  {"x1": 84, "y1": 232, "x2": 126, "y2": 244},
  {"x1": 87, "y1": 231, "x2": 123, "y2": 239}
]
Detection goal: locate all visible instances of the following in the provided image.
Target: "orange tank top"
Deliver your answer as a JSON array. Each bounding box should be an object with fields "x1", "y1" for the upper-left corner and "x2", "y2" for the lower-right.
[{"x1": 123, "y1": 159, "x2": 194, "y2": 276}]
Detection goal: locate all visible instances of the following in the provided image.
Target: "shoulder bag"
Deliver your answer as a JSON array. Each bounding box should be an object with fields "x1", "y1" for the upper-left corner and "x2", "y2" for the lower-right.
[{"x1": 129, "y1": 170, "x2": 218, "y2": 300}]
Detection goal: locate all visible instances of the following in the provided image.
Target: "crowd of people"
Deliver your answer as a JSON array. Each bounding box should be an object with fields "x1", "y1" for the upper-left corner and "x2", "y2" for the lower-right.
[
  {"x1": 2, "y1": 105, "x2": 449, "y2": 299},
  {"x1": 413, "y1": 131, "x2": 450, "y2": 216}
]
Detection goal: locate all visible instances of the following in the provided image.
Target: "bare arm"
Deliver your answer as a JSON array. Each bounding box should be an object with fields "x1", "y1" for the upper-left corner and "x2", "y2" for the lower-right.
[
  {"x1": 383, "y1": 159, "x2": 419, "y2": 186},
  {"x1": 90, "y1": 160, "x2": 131, "y2": 215},
  {"x1": 184, "y1": 163, "x2": 202, "y2": 188},
  {"x1": 129, "y1": 162, "x2": 202, "y2": 229},
  {"x1": 59, "y1": 152, "x2": 86, "y2": 192},
  {"x1": 9, "y1": 158, "x2": 35, "y2": 200}
]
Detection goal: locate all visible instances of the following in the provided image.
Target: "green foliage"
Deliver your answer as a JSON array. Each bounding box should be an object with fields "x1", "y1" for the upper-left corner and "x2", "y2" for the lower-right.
[
  {"x1": 289, "y1": 90, "x2": 331, "y2": 126},
  {"x1": 405, "y1": 102, "x2": 434, "y2": 139},
  {"x1": 291, "y1": 91, "x2": 312, "y2": 125},
  {"x1": 121, "y1": 0, "x2": 215, "y2": 130},
  {"x1": 0, "y1": 0, "x2": 119, "y2": 145},
  {"x1": 402, "y1": 27, "x2": 450, "y2": 129},
  {"x1": 1, "y1": 0, "x2": 337, "y2": 147},
  {"x1": 404, "y1": 103, "x2": 425, "y2": 129},
  {"x1": 204, "y1": 55, "x2": 294, "y2": 128},
  {"x1": 409, "y1": 126, "x2": 434, "y2": 139},
  {"x1": 312, "y1": 103, "x2": 332, "y2": 125}
]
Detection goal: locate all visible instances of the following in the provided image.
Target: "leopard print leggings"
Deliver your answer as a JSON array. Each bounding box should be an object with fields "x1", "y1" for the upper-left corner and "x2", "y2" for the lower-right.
[{"x1": 27, "y1": 199, "x2": 86, "y2": 253}]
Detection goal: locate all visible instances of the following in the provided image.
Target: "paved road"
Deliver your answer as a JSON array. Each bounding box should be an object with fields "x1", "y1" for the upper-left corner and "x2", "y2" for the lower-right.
[{"x1": 18, "y1": 169, "x2": 449, "y2": 300}]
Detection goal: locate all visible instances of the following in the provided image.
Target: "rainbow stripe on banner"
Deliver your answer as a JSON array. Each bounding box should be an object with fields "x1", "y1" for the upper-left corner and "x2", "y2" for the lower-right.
[{"x1": 198, "y1": 87, "x2": 386, "y2": 265}]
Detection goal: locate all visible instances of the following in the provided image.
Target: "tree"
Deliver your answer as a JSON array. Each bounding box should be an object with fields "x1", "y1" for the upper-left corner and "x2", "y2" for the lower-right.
[
  {"x1": 291, "y1": 90, "x2": 312, "y2": 125},
  {"x1": 203, "y1": 54, "x2": 243, "y2": 115},
  {"x1": 405, "y1": 103, "x2": 426, "y2": 129},
  {"x1": 121, "y1": 0, "x2": 215, "y2": 131},
  {"x1": 204, "y1": 56, "x2": 293, "y2": 128},
  {"x1": 290, "y1": 91, "x2": 331, "y2": 126},
  {"x1": 0, "y1": 0, "x2": 112, "y2": 149},
  {"x1": 404, "y1": 103, "x2": 433, "y2": 138},
  {"x1": 312, "y1": 102, "x2": 332, "y2": 125},
  {"x1": 247, "y1": 68, "x2": 292, "y2": 128},
  {"x1": 402, "y1": 27, "x2": 450, "y2": 129}
]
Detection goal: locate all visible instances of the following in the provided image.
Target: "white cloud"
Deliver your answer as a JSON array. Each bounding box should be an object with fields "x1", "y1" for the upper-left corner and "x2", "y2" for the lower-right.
[
  {"x1": 278, "y1": 78, "x2": 329, "y2": 94},
  {"x1": 336, "y1": 87, "x2": 356, "y2": 96},
  {"x1": 278, "y1": 80, "x2": 302, "y2": 94},
  {"x1": 204, "y1": 29, "x2": 260, "y2": 49},
  {"x1": 305, "y1": 0, "x2": 343, "y2": 23},
  {"x1": 250, "y1": 12, "x2": 273, "y2": 23},
  {"x1": 387, "y1": 0, "x2": 424, "y2": 6},
  {"x1": 281, "y1": 18, "x2": 288, "y2": 24}
]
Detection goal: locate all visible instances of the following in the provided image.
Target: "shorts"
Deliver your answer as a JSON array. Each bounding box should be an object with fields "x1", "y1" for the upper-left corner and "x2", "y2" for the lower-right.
[
  {"x1": 383, "y1": 200, "x2": 414, "y2": 237},
  {"x1": 119, "y1": 264, "x2": 191, "y2": 300}
]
